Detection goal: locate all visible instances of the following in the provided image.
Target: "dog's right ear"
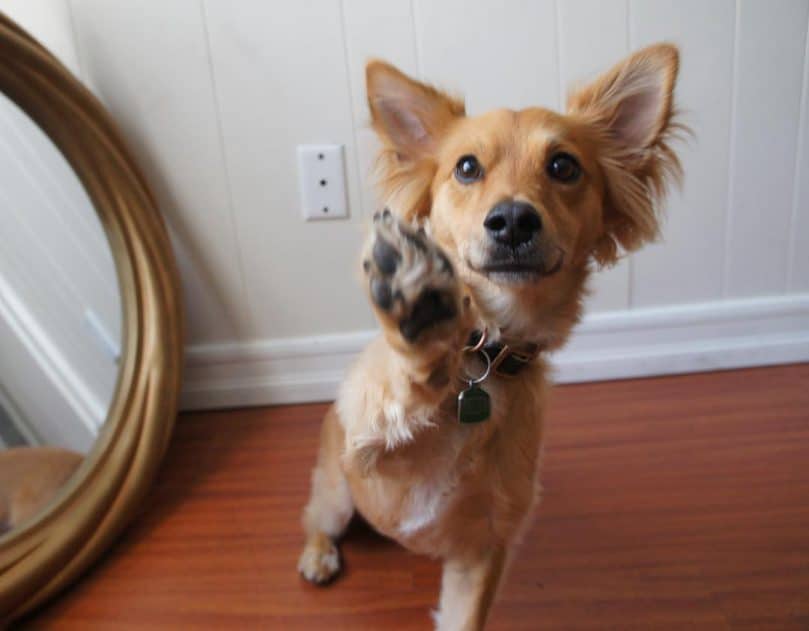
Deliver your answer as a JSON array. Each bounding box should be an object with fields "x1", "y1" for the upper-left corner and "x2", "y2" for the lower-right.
[
  {"x1": 366, "y1": 61, "x2": 464, "y2": 219},
  {"x1": 366, "y1": 61, "x2": 464, "y2": 161}
]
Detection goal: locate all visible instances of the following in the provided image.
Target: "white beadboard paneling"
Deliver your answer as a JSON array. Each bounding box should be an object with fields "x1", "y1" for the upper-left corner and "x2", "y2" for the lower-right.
[
  {"x1": 342, "y1": 0, "x2": 419, "y2": 216},
  {"x1": 790, "y1": 18, "x2": 809, "y2": 292},
  {"x1": 557, "y1": 0, "x2": 630, "y2": 312},
  {"x1": 557, "y1": 0, "x2": 628, "y2": 88},
  {"x1": 204, "y1": 0, "x2": 374, "y2": 339},
  {"x1": 725, "y1": 0, "x2": 809, "y2": 298},
  {"x1": 182, "y1": 294, "x2": 809, "y2": 409},
  {"x1": 630, "y1": 0, "x2": 735, "y2": 307},
  {"x1": 70, "y1": 0, "x2": 249, "y2": 344},
  {"x1": 342, "y1": 0, "x2": 419, "y2": 120},
  {"x1": 583, "y1": 261, "x2": 631, "y2": 313},
  {"x1": 2, "y1": 0, "x2": 82, "y2": 78},
  {"x1": 413, "y1": 0, "x2": 559, "y2": 112}
]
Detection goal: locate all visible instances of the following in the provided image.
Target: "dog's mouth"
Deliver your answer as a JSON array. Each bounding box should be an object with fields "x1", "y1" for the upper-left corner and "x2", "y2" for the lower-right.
[{"x1": 470, "y1": 247, "x2": 565, "y2": 283}]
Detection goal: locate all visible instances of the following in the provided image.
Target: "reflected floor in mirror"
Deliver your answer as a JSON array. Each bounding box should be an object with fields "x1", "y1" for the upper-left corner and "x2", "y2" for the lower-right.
[{"x1": 26, "y1": 364, "x2": 809, "y2": 629}]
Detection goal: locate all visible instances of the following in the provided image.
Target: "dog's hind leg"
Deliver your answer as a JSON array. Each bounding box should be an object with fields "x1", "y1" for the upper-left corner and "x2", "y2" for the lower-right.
[
  {"x1": 434, "y1": 547, "x2": 509, "y2": 631},
  {"x1": 298, "y1": 405, "x2": 354, "y2": 585}
]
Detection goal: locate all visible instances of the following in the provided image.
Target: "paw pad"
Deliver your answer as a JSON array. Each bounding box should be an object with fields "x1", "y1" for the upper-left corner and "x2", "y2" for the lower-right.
[
  {"x1": 372, "y1": 235, "x2": 400, "y2": 275},
  {"x1": 363, "y1": 211, "x2": 458, "y2": 343}
]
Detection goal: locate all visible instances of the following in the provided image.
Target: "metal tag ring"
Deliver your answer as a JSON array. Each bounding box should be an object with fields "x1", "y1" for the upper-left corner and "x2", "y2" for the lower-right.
[
  {"x1": 462, "y1": 347, "x2": 492, "y2": 385},
  {"x1": 462, "y1": 327, "x2": 488, "y2": 354}
]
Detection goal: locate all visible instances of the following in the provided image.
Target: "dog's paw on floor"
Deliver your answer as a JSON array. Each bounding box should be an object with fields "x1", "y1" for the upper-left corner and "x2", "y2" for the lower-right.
[
  {"x1": 298, "y1": 533, "x2": 341, "y2": 586},
  {"x1": 364, "y1": 209, "x2": 459, "y2": 343}
]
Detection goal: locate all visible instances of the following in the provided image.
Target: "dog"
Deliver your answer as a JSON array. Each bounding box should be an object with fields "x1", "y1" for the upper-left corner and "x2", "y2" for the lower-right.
[{"x1": 299, "y1": 43, "x2": 683, "y2": 630}]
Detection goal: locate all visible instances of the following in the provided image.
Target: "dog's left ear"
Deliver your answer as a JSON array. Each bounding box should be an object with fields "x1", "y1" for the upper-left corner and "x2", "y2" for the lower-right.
[
  {"x1": 568, "y1": 43, "x2": 683, "y2": 265},
  {"x1": 366, "y1": 61, "x2": 464, "y2": 219}
]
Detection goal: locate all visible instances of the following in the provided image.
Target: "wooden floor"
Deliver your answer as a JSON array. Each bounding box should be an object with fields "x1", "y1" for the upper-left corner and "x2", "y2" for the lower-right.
[{"x1": 26, "y1": 364, "x2": 809, "y2": 629}]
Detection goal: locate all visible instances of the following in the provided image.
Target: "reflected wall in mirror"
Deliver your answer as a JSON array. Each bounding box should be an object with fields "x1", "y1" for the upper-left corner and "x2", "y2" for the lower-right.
[{"x1": 0, "y1": 90, "x2": 121, "y2": 535}]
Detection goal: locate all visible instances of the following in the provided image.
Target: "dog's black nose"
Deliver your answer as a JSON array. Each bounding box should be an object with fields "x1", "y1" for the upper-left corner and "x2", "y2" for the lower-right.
[{"x1": 483, "y1": 201, "x2": 542, "y2": 247}]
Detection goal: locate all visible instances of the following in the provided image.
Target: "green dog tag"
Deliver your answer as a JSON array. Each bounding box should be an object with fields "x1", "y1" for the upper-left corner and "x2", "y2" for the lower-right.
[{"x1": 457, "y1": 383, "x2": 491, "y2": 424}]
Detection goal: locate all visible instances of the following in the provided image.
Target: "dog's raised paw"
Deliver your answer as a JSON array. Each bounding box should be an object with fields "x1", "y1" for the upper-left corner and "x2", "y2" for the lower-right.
[
  {"x1": 298, "y1": 534, "x2": 341, "y2": 586},
  {"x1": 364, "y1": 210, "x2": 459, "y2": 343}
]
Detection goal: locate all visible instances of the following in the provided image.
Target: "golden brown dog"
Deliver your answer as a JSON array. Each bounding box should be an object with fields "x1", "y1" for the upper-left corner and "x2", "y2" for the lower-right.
[{"x1": 299, "y1": 44, "x2": 683, "y2": 629}]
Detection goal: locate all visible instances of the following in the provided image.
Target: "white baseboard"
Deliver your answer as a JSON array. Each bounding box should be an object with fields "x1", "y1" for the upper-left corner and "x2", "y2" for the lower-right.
[{"x1": 181, "y1": 294, "x2": 809, "y2": 410}]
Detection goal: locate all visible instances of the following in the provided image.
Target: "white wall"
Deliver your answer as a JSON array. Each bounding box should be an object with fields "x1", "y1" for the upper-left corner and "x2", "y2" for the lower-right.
[{"x1": 5, "y1": 1, "x2": 809, "y2": 409}]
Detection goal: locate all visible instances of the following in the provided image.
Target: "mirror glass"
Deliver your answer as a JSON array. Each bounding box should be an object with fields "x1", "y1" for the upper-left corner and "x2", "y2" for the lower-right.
[{"x1": 0, "y1": 91, "x2": 121, "y2": 536}]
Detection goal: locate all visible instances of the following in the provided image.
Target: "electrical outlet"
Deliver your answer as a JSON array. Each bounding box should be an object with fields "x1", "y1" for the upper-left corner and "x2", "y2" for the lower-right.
[{"x1": 297, "y1": 144, "x2": 348, "y2": 220}]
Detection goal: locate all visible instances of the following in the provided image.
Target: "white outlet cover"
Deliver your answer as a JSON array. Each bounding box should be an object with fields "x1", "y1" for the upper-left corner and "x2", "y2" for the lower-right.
[{"x1": 296, "y1": 144, "x2": 349, "y2": 220}]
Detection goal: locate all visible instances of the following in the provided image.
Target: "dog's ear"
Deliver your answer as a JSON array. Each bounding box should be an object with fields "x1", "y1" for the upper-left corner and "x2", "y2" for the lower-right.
[
  {"x1": 567, "y1": 43, "x2": 683, "y2": 265},
  {"x1": 367, "y1": 60, "x2": 464, "y2": 158},
  {"x1": 366, "y1": 61, "x2": 464, "y2": 219}
]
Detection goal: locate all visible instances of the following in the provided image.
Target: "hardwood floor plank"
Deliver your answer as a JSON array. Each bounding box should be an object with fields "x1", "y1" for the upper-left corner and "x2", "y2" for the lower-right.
[{"x1": 22, "y1": 364, "x2": 809, "y2": 629}]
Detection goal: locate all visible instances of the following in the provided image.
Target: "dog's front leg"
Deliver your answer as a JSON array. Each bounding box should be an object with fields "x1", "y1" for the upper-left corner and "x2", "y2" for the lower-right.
[
  {"x1": 435, "y1": 547, "x2": 508, "y2": 631},
  {"x1": 364, "y1": 208, "x2": 467, "y2": 367},
  {"x1": 345, "y1": 210, "x2": 469, "y2": 468}
]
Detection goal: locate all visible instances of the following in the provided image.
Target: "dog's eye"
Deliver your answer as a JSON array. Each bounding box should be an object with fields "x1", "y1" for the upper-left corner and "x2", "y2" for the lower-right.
[
  {"x1": 455, "y1": 155, "x2": 483, "y2": 184},
  {"x1": 546, "y1": 152, "x2": 581, "y2": 183}
]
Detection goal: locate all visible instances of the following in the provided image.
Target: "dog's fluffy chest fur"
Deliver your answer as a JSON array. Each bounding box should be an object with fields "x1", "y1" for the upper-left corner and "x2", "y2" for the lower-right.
[{"x1": 336, "y1": 340, "x2": 547, "y2": 557}]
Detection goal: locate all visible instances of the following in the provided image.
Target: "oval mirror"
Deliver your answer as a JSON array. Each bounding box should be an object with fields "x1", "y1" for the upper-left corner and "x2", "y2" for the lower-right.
[{"x1": 0, "y1": 13, "x2": 183, "y2": 623}]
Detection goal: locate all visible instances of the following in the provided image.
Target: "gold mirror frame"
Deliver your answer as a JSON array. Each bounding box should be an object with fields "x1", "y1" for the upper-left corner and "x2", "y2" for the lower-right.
[{"x1": 0, "y1": 13, "x2": 183, "y2": 623}]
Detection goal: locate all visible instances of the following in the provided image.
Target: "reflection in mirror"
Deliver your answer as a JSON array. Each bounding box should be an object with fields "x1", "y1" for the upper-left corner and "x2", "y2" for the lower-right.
[{"x1": 0, "y1": 91, "x2": 121, "y2": 536}]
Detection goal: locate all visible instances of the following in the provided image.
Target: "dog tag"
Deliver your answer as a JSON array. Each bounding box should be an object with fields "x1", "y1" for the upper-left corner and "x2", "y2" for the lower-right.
[{"x1": 457, "y1": 383, "x2": 491, "y2": 424}]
